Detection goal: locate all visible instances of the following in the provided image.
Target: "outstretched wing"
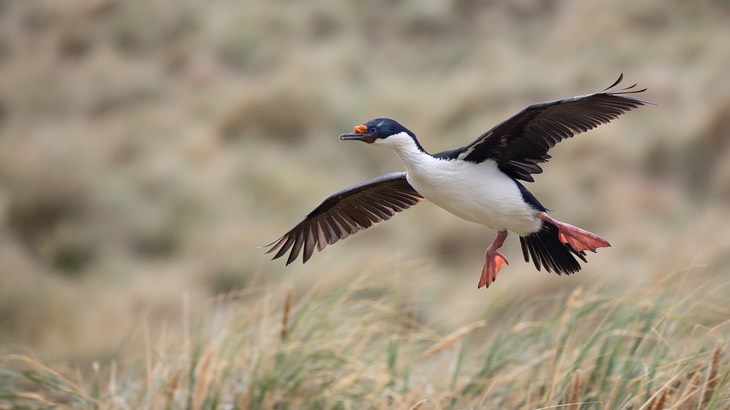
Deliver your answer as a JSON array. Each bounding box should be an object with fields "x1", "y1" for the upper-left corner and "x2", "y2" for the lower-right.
[
  {"x1": 457, "y1": 74, "x2": 654, "y2": 182},
  {"x1": 265, "y1": 172, "x2": 423, "y2": 265}
]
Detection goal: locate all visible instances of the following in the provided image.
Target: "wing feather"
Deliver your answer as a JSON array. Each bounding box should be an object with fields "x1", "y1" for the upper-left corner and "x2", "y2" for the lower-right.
[
  {"x1": 265, "y1": 172, "x2": 423, "y2": 265},
  {"x1": 459, "y1": 74, "x2": 653, "y2": 182}
]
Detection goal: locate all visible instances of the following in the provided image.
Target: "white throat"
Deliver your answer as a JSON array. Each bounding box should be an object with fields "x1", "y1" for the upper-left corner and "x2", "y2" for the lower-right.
[{"x1": 372, "y1": 131, "x2": 429, "y2": 172}]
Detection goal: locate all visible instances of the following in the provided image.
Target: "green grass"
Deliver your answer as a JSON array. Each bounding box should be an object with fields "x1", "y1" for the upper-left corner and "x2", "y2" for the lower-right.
[{"x1": 2, "y1": 273, "x2": 728, "y2": 409}]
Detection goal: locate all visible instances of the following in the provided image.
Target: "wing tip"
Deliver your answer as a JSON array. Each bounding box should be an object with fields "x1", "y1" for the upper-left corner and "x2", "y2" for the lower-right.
[
  {"x1": 601, "y1": 73, "x2": 656, "y2": 105},
  {"x1": 602, "y1": 73, "x2": 625, "y2": 92},
  {"x1": 262, "y1": 236, "x2": 285, "y2": 253}
]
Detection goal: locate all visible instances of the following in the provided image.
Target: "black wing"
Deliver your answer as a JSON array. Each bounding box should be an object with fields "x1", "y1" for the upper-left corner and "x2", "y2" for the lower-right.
[
  {"x1": 265, "y1": 172, "x2": 423, "y2": 265},
  {"x1": 458, "y1": 74, "x2": 654, "y2": 182}
]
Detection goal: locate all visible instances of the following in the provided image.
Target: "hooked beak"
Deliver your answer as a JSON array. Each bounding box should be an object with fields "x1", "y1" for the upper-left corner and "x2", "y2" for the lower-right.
[{"x1": 339, "y1": 124, "x2": 377, "y2": 143}]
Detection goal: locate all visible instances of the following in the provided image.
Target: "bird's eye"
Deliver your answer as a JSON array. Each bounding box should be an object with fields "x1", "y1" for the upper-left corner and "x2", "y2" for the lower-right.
[{"x1": 368, "y1": 127, "x2": 377, "y2": 134}]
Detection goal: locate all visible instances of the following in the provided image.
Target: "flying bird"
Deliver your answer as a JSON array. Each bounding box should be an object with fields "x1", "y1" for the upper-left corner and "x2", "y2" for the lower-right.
[{"x1": 265, "y1": 74, "x2": 652, "y2": 288}]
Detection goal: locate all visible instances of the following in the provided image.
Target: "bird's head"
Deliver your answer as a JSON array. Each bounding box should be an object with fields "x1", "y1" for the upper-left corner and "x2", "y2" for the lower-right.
[{"x1": 339, "y1": 118, "x2": 416, "y2": 148}]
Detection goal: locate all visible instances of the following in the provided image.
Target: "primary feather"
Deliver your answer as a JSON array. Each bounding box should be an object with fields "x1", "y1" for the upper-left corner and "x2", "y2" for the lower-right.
[{"x1": 455, "y1": 74, "x2": 653, "y2": 181}]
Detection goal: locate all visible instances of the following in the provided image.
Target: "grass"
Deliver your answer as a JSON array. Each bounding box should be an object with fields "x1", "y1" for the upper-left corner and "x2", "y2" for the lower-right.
[
  {"x1": 2, "y1": 1, "x2": 730, "y2": 409},
  {"x1": 2, "y1": 272, "x2": 728, "y2": 409},
  {"x1": 2, "y1": 0, "x2": 730, "y2": 359}
]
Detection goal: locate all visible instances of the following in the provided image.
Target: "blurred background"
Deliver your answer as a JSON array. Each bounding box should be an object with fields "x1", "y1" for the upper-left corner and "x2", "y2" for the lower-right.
[{"x1": 1, "y1": 0, "x2": 729, "y2": 362}]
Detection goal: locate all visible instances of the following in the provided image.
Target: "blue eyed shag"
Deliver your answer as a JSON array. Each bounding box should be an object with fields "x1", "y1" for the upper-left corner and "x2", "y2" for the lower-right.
[{"x1": 265, "y1": 74, "x2": 652, "y2": 288}]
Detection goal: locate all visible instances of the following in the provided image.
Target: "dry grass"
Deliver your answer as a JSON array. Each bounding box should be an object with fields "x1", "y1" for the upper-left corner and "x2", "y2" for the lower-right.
[
  {"x1": 1, "y1": 275, "x2": 729, "y2": 409},
  {"x1": 1, "y1": 0, "x2": 730, "y2": 408},
  {"x1": 1, "y1": 0, "x2": 729, "y2": 356}
]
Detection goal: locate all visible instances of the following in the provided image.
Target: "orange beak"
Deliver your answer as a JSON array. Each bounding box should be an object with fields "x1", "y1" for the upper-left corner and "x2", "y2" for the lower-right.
[{"x1": 339, "y1": 124, "x2": 377, "y2": 143}]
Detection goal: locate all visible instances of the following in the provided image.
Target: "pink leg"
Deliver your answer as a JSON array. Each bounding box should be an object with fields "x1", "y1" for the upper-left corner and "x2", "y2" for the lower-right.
[
  {"x1": 538, "y1": 212, "x2": 610, "y2": 252},
  {"x1": 478, "y1": 231, "x2": 509, "y2": 289}
]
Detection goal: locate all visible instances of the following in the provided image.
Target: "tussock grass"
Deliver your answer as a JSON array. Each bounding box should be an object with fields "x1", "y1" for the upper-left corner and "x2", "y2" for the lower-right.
[
  {"x1": 1, "y1": 275, "x2": 728, "y2": 409},
  {"x1": 1, "y1": 2, "x2": 729, "y2": 408},
  {"x1": 2, "y1": 0, "x2": 730, "y2": 362}
]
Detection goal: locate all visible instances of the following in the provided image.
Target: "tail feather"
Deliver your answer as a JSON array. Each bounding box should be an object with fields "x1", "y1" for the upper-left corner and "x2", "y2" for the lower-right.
[{"x1": 520, "y1": 222, "x2": 587, "y2": 275}]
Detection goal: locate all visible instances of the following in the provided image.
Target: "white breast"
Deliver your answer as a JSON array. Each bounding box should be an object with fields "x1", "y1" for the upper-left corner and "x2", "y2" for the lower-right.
[
  {"x1": 374, "y1": 132, "x2": 542, "y2": 235},
  {"x1": 407, "y1": 158, "x2": 541, "y2": 235}
]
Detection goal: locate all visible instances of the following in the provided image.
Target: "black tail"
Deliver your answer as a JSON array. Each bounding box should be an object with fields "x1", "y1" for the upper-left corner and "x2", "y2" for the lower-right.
[{"x1": 519, "y1": 222, "x2": 587, "y2": 275}]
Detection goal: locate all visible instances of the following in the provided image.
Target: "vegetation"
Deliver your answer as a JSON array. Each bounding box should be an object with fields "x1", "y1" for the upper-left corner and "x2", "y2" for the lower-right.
[
  {"x1": 2, "y1": 273, "x2": 729, "y2": 408},
  {"x1": 1, "y1": 0, "x2": 730, "y2": 408}
]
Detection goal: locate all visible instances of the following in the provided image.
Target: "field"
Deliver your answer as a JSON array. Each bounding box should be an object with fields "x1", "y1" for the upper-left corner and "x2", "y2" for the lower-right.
[{"x1": 1, "y1": 0, "x2": 730, "y2": 408}]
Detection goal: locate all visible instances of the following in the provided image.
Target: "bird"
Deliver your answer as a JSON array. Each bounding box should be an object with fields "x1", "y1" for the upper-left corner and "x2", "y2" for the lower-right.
[{"x1": 264, "y1": 74, "x2": 652, "y2": 288}]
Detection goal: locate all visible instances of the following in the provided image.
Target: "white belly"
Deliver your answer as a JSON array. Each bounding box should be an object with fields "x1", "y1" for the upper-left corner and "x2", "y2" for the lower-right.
[{"x1": 406, "y1": 159, "x2": 542, "y2": 235}]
